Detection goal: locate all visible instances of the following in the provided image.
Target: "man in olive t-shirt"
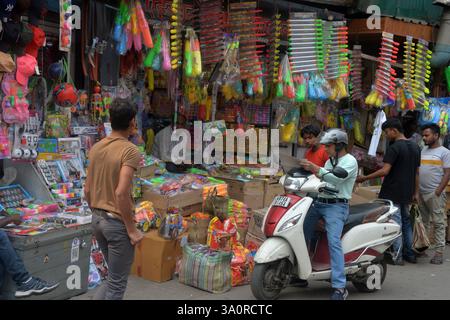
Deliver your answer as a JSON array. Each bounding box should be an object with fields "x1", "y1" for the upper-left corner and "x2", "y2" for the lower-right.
[{"x1": 85, "y1": 98, "x2": 143, "y2": 300}]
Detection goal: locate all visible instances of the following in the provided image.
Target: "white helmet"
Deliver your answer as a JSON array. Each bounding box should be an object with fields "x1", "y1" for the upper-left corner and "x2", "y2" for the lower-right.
[{"x1": 320, "y1": 129, "x2": 348, "y2": 145}]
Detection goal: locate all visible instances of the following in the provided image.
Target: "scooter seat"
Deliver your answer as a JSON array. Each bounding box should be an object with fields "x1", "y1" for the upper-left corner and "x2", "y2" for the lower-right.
[{"x1": 344, "y1": 203, "x2": 390, "y2": 233}]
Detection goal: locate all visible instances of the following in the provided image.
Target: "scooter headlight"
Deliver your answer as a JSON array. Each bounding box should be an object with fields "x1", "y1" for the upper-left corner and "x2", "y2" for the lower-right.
[
  {"x1": 284, "y1": 178, "x2": 302, "y2": 191},
  {"x1": 278, "y1": 213, "x2": 303, "y2": 232}
]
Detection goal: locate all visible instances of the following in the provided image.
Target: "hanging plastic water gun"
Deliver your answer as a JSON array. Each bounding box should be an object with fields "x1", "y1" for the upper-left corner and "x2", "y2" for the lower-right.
[
  {"x1": 130, "y1": 1, "x2": 141, "y2": 51},
  {"x1": 280, "y1": 107, "x2": 300, "y2": 143},
  {"x1": 126, "y1": 19, "x2": 133, "y2": 51},
  {"x1": 439, "y1": 108, "x2": 449, "y2": 136},
  {"x1": 184, "y1": 29, "x2": 193, "y2": 77},
  {"x1": 294, "y1": 75, "x2": 306, "y2": 103},
  {"x1": 329, "y1": 77, "x2": 349, "y2": 101},
  {"x1": 114, "y1": 1, "x2": 130, "y2": 55},
  {"x1": 161, "y1": 29, "x2": 171, "y2": 71},
  {"x1": 135, "y1": 0, "x2": 153, "y2": 48},
  {"x1": 354, "y1": 117, "x2": 364, "y2": 144},
  {"x1": 144, "y1": 32, "x2": 162, "y2": 68},
  {"x1": 184, "y1": 28, "x2": 202, "y2": 78},
  {"x1": 191, "y1": 31, "x2": 202, "y2": 77},
  {"x1": 113, "y1": 1, "x2": 128, "y2": 43},
  {"x1": 276, "y1": 55, "x2": 295, "y2": 100},
  {"x1": 113, "y1": 0, "x2": 153, "y2": 55}
]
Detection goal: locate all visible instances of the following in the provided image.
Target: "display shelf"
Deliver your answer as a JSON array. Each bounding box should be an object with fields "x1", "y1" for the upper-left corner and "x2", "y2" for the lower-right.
[{"x1": 5, "y1": 160, "x2": 55, "y2": 203}]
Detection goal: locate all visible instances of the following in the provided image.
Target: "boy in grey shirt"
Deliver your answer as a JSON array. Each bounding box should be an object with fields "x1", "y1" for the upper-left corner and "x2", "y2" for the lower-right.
[{"x1": 419, "y1": 124, "x2": 450, "y2": 264}]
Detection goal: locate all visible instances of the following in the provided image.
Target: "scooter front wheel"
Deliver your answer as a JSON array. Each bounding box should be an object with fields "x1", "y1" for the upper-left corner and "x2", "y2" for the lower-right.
[{"x1": 251, "y1": 260, "x2": 291, "y2": 300}]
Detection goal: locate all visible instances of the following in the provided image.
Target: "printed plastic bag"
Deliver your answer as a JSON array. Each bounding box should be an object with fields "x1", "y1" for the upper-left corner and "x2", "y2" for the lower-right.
[
  {"x1": 207, "y1": 216, "x2": 238, "y2": 251},
  {"x1": 410, "y1": 205, "x2": 430, "y2": 253}
]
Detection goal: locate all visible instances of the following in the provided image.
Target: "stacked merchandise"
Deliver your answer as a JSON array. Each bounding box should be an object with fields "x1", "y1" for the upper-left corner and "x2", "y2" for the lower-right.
[{"x1": 228, "y1": 199, "x2": 250, "y2": 243}]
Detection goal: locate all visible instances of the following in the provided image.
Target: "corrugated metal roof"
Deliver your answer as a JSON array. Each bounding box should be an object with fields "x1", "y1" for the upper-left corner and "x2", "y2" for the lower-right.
[{"x1": 357, "y1": 0, "x2": 443, "y2": 25}]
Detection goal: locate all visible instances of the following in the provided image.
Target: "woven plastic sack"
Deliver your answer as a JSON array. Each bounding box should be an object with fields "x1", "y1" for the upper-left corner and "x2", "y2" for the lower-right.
[{"x1": 178, "y1": 244, "x2": 232, "y2": 294}]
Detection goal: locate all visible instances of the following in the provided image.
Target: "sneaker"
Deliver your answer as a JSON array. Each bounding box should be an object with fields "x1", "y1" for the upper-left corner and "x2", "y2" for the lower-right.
[
  {"x1": 430, "y1": 254, "x2": 444, "y2": 265},
  {"x1": 415, "y1": 251, "x2": 429, "y2": 258},
  {"x1": 404, "y1": 256, "x2": 417, "y2": 264},
  {"x1": 331, "y1": 288, "x2": 349, "y2": 300},
  {"x1": 15, "y1": 277, "x2": 59, "y2": 298},
  {"x1": 289, "y1": 277, "x2": 309, "y2": 288},
  {"x1": 385, "y1": 255, "x2": 404, "y2": 266}
]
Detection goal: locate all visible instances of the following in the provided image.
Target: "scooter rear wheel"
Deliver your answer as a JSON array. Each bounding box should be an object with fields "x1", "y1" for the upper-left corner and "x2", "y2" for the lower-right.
[
  {"x1": 351, "y1": 259, "x2": 387, "y2": 293},
  {"x1": 251, "y1": 260, "x2": 290, "y2": 300}
]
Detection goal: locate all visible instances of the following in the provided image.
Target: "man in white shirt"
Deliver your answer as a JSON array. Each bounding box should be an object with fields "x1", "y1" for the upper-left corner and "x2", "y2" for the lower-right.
[
  {"x1": 419, "y1": 123, "x2": 450, "y2": 264},
  {"x1": 152, "y1": 114, "x2": 187, "y2": 162}
]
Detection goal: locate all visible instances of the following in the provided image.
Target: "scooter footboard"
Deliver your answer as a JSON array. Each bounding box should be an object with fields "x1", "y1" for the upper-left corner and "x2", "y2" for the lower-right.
[{"x1": 254, "y1": 237, "x2": 294, "y2": 265}]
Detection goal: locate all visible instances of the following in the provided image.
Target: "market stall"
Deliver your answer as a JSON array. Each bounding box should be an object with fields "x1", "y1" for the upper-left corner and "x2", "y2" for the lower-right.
[{"x1": 0, "y1": 0, "x2": 449, "y2": 299}]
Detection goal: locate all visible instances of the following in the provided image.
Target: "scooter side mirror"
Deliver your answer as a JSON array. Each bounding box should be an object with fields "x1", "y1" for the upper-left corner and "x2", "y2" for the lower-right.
[{"x1": 332, "y1": 166, "x2": 348, "y2": 179}]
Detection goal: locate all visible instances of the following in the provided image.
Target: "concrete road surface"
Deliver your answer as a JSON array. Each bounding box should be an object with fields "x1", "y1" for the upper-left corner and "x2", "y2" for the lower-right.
[{"x1": 73, "y1": 246, "x2": 450, "y2": 300}]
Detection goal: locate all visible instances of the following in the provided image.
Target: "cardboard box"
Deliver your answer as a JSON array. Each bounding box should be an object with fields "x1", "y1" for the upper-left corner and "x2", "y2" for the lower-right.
[
  {"x1": 264, "y1": 181, "x2": 285, "y2": 208},
  {"x1": 217, "y1": 177, "x2": 265, "y2": 195},
  {"x1": 212, "y1": 176, "x2": 265, "y2": 210},
  {"x1": 248, "y1": 208, "x2": 269, "y2": 239},
  {"x1": 350, "y1": 186, "x2": 381, "y2": 205},
  {"x1": 131, "y1": 230, "x2": 182, "y2": 283},
  {"x1": 349, "y1": 193, "x2": 369, "y2": 206},
  {"x1": 229, "y1": 192, "x2": 264, "y2": 210},
  {"x1": 142, "y1": 188, "x2": 203, "y2": 216},
  {"x1": 353, "y1": 186, "x2": 381, "y2": 201}
]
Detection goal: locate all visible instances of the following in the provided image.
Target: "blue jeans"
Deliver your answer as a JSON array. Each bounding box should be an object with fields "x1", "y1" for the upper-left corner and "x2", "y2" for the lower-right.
[
  {"x1": 391, "y1": 204, "x2": 415, "y2": 260},
  {"x1": 303, "y1": 202, "x2": 349, "y2": 289},
  {"x1": 0, "y1": 230, "x2": 30, "y2": 290}
]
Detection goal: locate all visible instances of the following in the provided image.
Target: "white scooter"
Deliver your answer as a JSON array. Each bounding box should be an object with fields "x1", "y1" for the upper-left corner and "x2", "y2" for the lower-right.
[{"x1": 251, "y1": 167, "x2": 401, "y2": 300}]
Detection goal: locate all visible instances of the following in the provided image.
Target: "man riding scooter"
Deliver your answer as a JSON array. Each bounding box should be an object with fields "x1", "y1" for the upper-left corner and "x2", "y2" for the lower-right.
[{"x1": 300, "y1": 129, "x2": 358, "y2": 300}]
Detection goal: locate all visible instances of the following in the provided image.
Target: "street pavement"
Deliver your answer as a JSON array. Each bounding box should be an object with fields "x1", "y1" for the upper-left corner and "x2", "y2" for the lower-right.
[{"x1": 73, "y1": 246, "x2": 450, "y2": 300}]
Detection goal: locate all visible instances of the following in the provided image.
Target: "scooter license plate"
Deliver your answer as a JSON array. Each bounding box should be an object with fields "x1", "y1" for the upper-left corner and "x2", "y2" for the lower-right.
[{"x1": 273, "y1": 196, "x2": 291, "y2": 208}]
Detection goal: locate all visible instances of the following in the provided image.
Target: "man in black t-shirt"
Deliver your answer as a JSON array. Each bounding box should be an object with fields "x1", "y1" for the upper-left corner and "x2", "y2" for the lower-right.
[{"x1": 357, "y1": 118, "x2": 420, "y2": 265}]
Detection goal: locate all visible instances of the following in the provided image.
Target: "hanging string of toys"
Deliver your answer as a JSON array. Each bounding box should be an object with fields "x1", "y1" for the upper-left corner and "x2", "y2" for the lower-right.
[
  {"x1": 194, "y1": 0, "x2": 226, "y2": 66},
  {"x1": 365, "y1": 32, "x2": 399, "y2": 108},
  {"x1": 350, "y1": 45, "x2": 363, "y2": 103}
]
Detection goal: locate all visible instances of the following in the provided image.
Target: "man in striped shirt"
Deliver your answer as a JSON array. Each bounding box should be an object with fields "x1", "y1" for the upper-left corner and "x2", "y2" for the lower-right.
[{"x1": 419, "y1": 124, "x2": 450, "y2": 264}]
